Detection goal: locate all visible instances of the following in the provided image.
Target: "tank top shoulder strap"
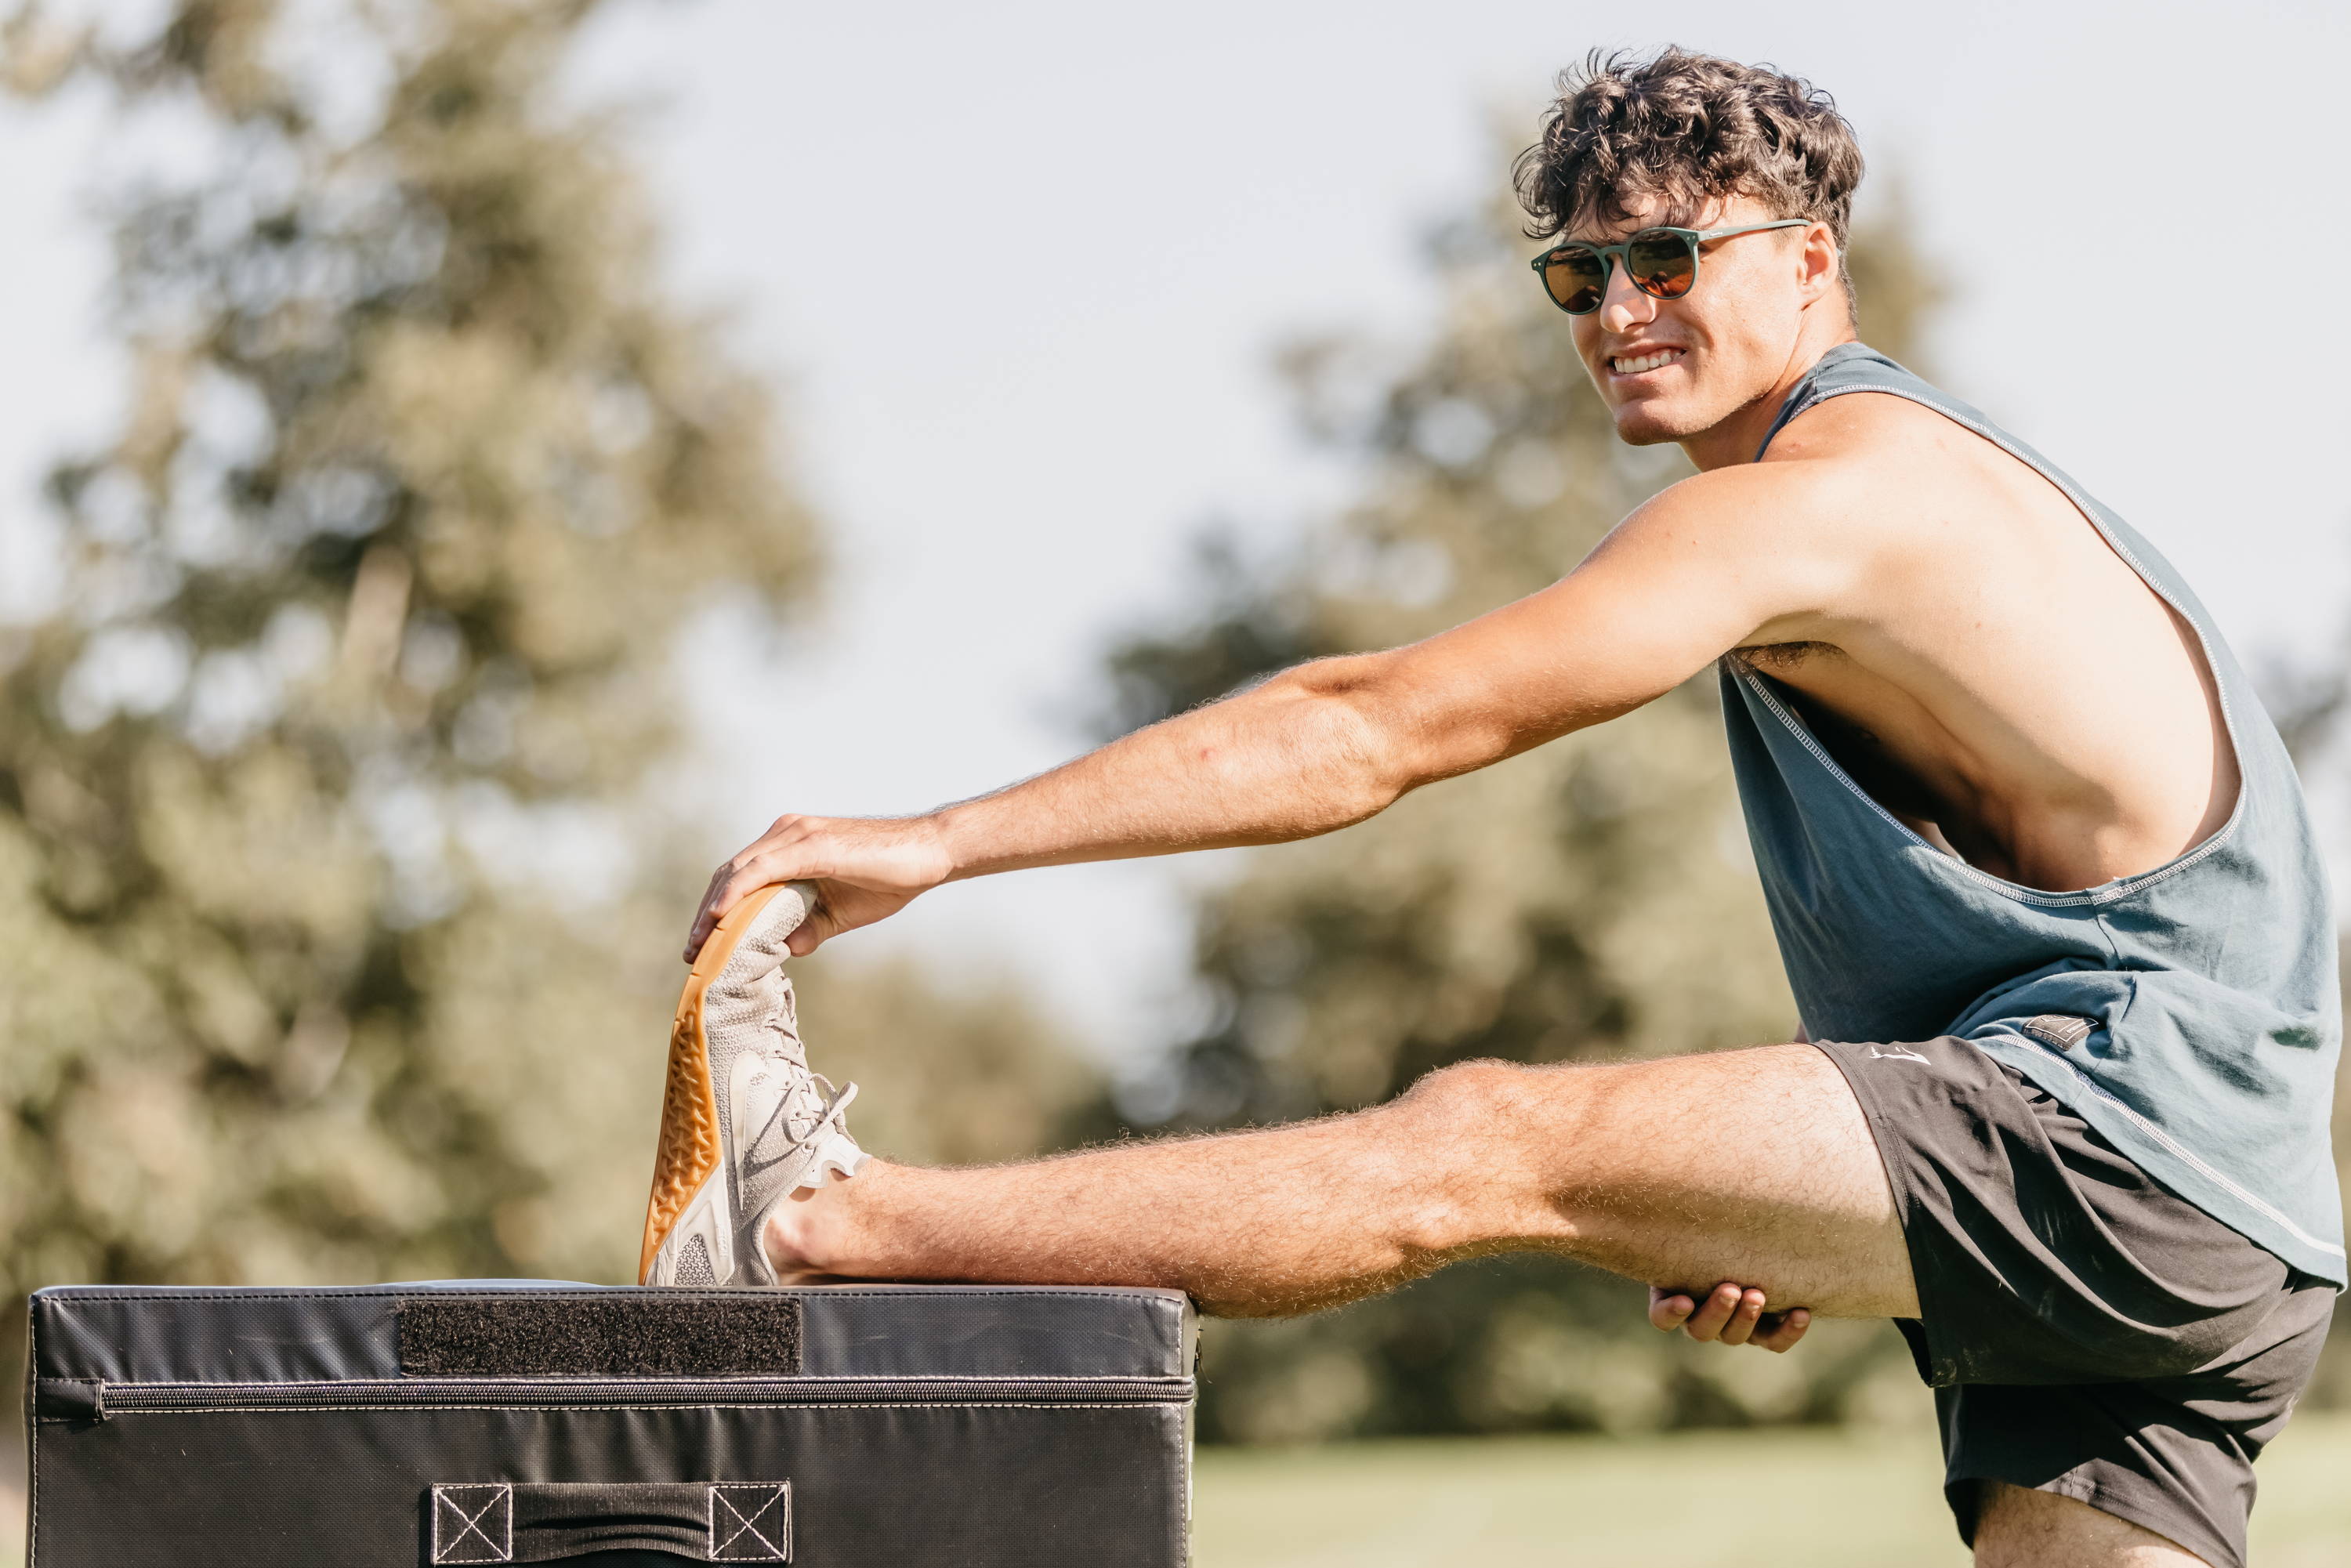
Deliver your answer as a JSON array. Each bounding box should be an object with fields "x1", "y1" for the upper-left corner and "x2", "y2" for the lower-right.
[
  {"x1": 1752, "y1": 342, "x2": 1925, "y2": 460},
  {"x1": 1749, "y1": 343, "x2": 2226, "y2": 653}
]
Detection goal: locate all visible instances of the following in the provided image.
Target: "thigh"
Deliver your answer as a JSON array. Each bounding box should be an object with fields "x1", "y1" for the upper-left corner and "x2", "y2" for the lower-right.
[
  {"x1": 1972, "y1": 1483, "x2": 2211, "y2": 1567},
  {"x1": 1497, "y1": 1041, "x2": 1918, "y2": 1317}
]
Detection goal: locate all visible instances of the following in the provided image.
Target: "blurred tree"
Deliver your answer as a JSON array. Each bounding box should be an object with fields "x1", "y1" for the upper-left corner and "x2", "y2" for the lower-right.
[
  {"x1": 2254, "y1": 679, "x2": 2351, "y2": 1413},
  {"x1": 0, "y1": 0, "x2": 1092, "y2": 1338},
  {"x1": 1096, "y1": 179, "x2": 1946, "y2": 1440}
]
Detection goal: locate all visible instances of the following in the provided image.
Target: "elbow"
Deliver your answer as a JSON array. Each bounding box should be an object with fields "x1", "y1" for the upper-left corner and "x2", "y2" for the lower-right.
[
  {"x1": 1262, "y1": 654, "x2": 1505, "y2": 807},
  {"x1": 1255, "y1": 658, "x2": 1419, "y2": 824}
]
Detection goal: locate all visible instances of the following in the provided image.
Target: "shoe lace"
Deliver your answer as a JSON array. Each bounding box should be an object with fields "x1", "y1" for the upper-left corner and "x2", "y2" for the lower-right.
[{"x1": 781, "y1": 1073, "x2": 858, "y2": 1158}]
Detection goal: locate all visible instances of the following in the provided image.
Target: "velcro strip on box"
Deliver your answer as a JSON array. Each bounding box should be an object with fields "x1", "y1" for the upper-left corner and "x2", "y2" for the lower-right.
[{"x1": 397, "y1": 1295, "x2": 802, "y2": 1378}]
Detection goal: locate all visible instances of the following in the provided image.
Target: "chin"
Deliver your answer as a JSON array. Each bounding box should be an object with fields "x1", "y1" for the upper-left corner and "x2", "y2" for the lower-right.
[{"x1": 1608, "y1": 400, "x2": 1697, "y2": 447}]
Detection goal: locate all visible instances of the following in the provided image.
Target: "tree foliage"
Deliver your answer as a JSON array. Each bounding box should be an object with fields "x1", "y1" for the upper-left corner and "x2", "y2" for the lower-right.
[
  {"x1": 1097, "y1": 183, "x2": 1947, "y2": 1441},
  {"x1": 0, "y1": 0, "x2": 1091, "y2": 1327}
]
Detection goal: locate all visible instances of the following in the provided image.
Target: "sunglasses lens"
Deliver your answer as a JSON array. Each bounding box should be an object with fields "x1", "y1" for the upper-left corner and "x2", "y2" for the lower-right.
[
  {"x1": 1627, "y1": 231, "x2": 1697, "y2": 299},
  {"x1": 1541, "y1": 247, "x2": 1608, "y2": 313}
]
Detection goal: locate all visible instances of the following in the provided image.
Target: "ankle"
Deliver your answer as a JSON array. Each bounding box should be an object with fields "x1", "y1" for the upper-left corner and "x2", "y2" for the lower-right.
[{"x1": 761, "y1": 1164, "x2": 871, "y2": 1281}]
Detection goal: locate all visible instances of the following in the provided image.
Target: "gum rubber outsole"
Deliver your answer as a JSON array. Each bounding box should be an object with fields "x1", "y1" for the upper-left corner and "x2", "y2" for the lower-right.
[{"x1": 637, "y1": 883, "x2": 797, "y2": 1285}]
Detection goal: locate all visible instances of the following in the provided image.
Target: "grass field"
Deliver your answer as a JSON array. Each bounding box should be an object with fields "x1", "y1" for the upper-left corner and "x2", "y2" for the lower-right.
[{"x1": 1191, "y1": 1414, "x2": 2351, "y2": 1567}]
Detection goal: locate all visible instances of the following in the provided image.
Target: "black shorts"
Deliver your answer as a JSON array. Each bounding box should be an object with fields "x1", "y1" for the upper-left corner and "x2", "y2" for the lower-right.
[{"x1": 1815, "y1": 1034, "x2": 2336, "y2": 1568}]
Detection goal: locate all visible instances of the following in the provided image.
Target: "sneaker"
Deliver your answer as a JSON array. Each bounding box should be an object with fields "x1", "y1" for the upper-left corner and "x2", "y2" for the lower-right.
[{"x1": 639, "y1": 881, "x2": 869, "y2": 1287}]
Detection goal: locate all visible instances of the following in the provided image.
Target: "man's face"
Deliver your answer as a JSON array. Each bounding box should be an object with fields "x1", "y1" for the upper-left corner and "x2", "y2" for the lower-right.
[{"x1": 1566, "y1": 194, "x2": 1835, "y2": 448}]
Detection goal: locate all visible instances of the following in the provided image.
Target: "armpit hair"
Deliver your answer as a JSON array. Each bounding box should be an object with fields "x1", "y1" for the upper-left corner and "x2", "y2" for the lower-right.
[{"x1": 1732, "y1": 641, "x2": 1840, "y2": 672}]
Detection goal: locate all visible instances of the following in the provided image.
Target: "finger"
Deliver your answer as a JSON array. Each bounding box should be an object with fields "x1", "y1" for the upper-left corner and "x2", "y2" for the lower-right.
[
  {"x1": 685, "y1": 851, "x2": 792, "y2": 961},
  {"x1": 1718, "y1": 1288, "x2": 1770, "y2": 1347},
  {"x1": 1679, "y1": 1283, "x2": 1731, "y2": 1342},
  {"x1": 683, "y1": 866, "x2": 734, "y2": 961},
  {"x1": 684, "y1": 905, "x2": 716, "y2": 963},
  {"x1": 684, "y1": 893, "x2": 730, "y2": 962},
  {"x1": 1681, "y1": 1281, "x2": 1743, "y2": 1343},
  {"x1": 684, "y1": 853, "x2": 759, "y2": 959},
  {"x1": 709, "y1": 856, "x2": 795, "y2": 932},
  {"x1": 1754, "y1": 1308, "x2": 1813, "y2": 1354},
  {"x1": 1649, "y1": 1290, "x2": 1697, "y2": 1332}
]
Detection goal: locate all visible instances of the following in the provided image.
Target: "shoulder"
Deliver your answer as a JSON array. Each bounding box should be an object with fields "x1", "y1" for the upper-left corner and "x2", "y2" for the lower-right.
[
  {"x1": 1628, "y1": 396, "x2": 1965, "y2": 552},
  {"x1": 1767, "y1": 386, "x2": 1975, "y2": 462},
  {"x1": 1587, "y1": 422, "x2": 1954, "y2": 637},
  {"x1": 1616, "y1": 454, "x2": 1871, "y2": 557}
]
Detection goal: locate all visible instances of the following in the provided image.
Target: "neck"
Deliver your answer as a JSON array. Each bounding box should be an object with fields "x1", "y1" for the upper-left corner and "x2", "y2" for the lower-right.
[{"x1": 1679, "y1": 318, "x2": 1861, "y2": 472}]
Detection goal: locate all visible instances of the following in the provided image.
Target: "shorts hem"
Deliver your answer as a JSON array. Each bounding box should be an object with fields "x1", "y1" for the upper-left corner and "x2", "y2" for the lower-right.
[{"x1": 1805, "y1": 1038, "x2": 1952, "y2": 1385}]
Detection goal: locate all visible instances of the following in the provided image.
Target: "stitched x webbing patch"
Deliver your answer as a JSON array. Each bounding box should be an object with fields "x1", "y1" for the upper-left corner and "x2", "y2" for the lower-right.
[
  {"x1": 708, "y1": 1482, "x2": 792, "y2": 1562},
  {"x1": 429, "y1": 1484, "x2": 512, "y2": 1564}
]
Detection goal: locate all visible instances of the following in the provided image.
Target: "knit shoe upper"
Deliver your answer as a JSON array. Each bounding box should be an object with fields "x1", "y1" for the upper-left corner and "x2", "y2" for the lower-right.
[{"x1": 640, "y1": 882, "x2": 868, "y2": 1287}]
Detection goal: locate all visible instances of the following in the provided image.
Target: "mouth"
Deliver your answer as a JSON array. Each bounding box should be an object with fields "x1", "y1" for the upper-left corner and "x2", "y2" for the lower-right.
[{"x1": 1608, "y1": 347, "x2": 1686, "y2": 378}]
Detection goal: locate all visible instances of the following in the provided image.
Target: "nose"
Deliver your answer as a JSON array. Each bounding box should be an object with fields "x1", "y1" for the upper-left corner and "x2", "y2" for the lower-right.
[{"x1": 1597, "y1": 261, "x2": 1657, "y2": 335}]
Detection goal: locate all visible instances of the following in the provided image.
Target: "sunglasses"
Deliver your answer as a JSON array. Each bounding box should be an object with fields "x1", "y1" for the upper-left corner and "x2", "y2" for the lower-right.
[{"x1": 1529, "y1": 219, "x2": 1811, "y2": 315}]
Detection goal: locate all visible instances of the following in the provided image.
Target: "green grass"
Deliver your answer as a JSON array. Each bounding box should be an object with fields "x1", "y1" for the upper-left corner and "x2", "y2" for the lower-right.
[{"x1": 1192, "y1": 1413, "x2": 2351, "y2": 1567}]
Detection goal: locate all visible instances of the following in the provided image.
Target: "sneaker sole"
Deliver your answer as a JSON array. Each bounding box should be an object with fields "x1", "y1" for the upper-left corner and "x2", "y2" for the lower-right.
[{"x1": 638, "y1": 882, "x2": 810, "y2": 1285}]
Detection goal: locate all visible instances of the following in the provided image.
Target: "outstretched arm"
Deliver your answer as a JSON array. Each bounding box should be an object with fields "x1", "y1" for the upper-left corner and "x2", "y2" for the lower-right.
[{"x1": 686, "y1": 463, "x2": 1849, "y2": 958}]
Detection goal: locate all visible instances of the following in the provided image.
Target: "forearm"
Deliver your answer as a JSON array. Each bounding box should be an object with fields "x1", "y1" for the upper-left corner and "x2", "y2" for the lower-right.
[
  {"x1": 694, "y1": 488, "x2": 1795, "y2": 956},
  {"x1": 686, "y1": 649, "x2": 1519, "y2": 958},
  {"x1": 930, "y1": 654, "x2": 1466, "y2": 881}
]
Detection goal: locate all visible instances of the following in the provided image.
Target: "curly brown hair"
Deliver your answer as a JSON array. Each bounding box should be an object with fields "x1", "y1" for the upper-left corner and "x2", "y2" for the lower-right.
[{"x1": 1514, "y1": 47, "x2": 1865, "y2": 252}]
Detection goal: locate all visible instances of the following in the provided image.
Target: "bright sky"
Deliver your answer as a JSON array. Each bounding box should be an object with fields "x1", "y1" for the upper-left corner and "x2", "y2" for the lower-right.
[{"x1": 4, "y1": 0, "x2": 2346, "y2": 1058}]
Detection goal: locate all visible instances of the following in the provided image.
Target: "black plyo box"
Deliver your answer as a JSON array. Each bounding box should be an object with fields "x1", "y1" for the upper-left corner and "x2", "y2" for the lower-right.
[{"x1": 25, "y1": 1281, "x2": 1195, "y2": 1566}]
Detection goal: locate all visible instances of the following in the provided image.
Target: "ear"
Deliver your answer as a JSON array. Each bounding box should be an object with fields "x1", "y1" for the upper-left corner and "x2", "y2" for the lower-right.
[{"x1": 1795, "y1": 223, "x2": 1841, "y2": 307}]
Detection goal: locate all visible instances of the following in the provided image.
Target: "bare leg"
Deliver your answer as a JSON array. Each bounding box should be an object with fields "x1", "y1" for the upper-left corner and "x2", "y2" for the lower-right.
[
  {"x1": 1972, "y1": 1483, "x2": 2210, "y2": 1566},
  {"x1": 768, "y1": 1043, "x2": 1918, "y2": 1320}
]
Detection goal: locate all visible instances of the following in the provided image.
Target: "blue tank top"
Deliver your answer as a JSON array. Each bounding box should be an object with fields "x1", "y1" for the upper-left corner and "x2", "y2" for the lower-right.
[{"x1": 1722, "y1": 342, "x2": 2344, "y2": 1284}]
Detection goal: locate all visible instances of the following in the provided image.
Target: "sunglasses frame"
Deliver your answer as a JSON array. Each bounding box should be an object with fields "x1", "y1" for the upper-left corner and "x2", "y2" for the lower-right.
[{"x1": 1528, "y1": 219, "x2": 1813, "y2": 315}]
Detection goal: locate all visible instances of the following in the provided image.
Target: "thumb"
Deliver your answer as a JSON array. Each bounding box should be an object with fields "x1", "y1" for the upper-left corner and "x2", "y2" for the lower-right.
[{"x1": 785, "y1": 901, "x2": 837, "y2": 957}]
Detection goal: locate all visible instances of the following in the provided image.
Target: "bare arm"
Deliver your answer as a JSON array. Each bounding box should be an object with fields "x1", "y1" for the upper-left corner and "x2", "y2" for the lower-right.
[{"x1": 687, "y1": 464, "x2": 1853, "y2": 957}]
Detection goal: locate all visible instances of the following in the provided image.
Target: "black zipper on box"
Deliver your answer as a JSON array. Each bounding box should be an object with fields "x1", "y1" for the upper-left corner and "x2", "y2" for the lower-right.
[{"x1": 69, "y1": 1374, "x2": 1192, "y2": 1419}]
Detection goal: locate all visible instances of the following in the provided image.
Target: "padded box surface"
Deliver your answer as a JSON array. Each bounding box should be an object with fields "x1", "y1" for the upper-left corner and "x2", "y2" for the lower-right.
[{"x1": 25, "y1": 1281, "x2": 1194, "y2": 1566}]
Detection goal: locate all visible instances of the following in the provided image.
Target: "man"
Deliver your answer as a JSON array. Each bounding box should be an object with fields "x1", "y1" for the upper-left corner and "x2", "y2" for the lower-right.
[{"x1": 640, "y1": 48, "x2": 2340, "y2": 1568}]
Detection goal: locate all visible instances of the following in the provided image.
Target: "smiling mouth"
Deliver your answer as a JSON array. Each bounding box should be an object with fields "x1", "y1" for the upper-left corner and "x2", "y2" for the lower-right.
[{"x1": 1609, "y1": 349, "x2": 1686, "y2": 375}]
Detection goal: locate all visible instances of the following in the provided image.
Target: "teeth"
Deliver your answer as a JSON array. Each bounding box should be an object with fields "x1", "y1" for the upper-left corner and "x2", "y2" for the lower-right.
[{"x1": 1611, "y1": 350, "x2": 1683, "y2": 375}]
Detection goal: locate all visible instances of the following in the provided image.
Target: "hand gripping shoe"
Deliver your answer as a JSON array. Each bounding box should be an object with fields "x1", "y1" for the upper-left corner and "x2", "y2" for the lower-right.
[{"x1": 640, "y1": 882, "x2": 870, "y2": 1287}]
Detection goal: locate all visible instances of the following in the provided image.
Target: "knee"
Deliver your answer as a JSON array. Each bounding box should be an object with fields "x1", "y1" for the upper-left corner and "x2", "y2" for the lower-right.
[
  {"x1": 1381, "y1": 1059, "x2": 1580, "y2": 1255},
  {"x1": 1396, "y1": 1056, "x2": 1608, "y2": 1144},
  {"x1": 1395, "y1": 1058, "x2": 1533, "y2": 1135}
]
